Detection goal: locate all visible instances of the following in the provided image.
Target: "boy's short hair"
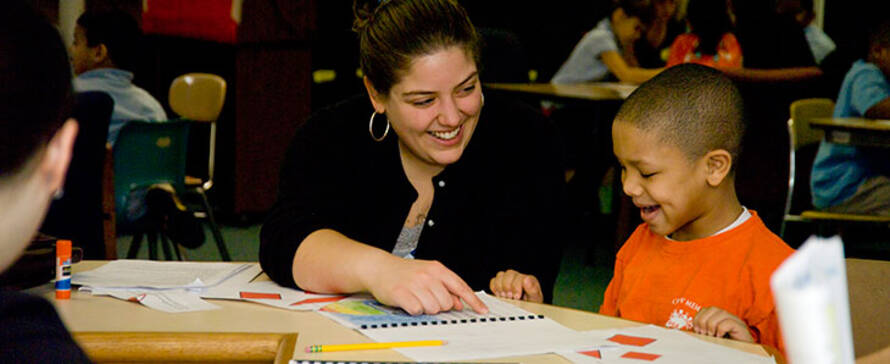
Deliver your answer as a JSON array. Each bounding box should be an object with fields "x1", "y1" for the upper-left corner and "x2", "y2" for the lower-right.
[
  {"x1": 0, "y1": 1, "x2": 73, "y2": 180},
  {"x1": 869, "y1": 20, "x2": 890, "y2": 50},
  {"x1": 615, "y1": 0, "x2": 656, "y2": 26},
  {"x1": 76, "y1": 9, "x2": 141, "y2": 72},
  {"x1": 615, "y1": 64, "x2": 745, "y2": 166}
]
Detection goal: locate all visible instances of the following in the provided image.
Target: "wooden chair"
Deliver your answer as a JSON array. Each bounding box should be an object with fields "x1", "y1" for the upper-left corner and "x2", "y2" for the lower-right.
[
  {"x1": 780, "y1": 98, "x2": 890, "y2": 238},
  {"x1": 846, "y1": 258, "x2": 890, "y2": 358},
  {"x1": 169, "y1": 73, "x2": 231, "y2": 261},
  {"x1": 74, "y1": 332, "x2": 297, "y2": 363}
]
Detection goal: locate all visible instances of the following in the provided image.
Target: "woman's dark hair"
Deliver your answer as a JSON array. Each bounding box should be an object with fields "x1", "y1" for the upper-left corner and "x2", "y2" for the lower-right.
[
  {"x1": 353, "y1": 0, "x2": 481, "y2": 96},
  {"x1": 77, "y1": 9, "x2": 142, "y2": 72},
  {"x1": 614, "y1": 0, "x2": 655, "y2": 26},
  {"x1": 0, "y1": 1, "x2": 73, "y2": 179},
  {"x1": 686, "y1": 0, "x2": 732, "y2": 55}
]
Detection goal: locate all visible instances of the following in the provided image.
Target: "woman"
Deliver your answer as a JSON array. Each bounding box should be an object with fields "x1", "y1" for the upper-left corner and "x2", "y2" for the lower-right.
[
  {"x1": 0, "y1": 2, "x2": 90, "y2": 362},
  {"x1": 260, "y1": 0, "x2": 566, "y2": 315}
]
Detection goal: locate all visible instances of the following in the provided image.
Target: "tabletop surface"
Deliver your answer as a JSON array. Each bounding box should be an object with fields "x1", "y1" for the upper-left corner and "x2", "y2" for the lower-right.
[
  {"x1": 810, "y1": 117, "x2": 890, "y2": 131},
  {"x1": 485, "y1": 82, "x2": 637, "y2": 101},
  {"x1": 35, "y1": 261, "x2": 772, "y2": 363}
]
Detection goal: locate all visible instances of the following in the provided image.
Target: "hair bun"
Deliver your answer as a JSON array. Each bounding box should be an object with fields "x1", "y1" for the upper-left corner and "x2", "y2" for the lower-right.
[{"x1": 352, "y1": 0, "x2": 378, "y2": 33}]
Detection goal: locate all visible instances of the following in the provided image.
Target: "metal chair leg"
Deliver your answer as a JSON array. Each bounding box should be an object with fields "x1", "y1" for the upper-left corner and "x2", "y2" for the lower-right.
[
  {"x1": 195, "y1": 188, "x2": 231, "y2": 261},
  {"x1": 160, "y1": 233, "x2": 174, "y2": 260},
  {"x1": 127, "y1": 232, "x2": 144, "y2": 259},
  {"x1": 146, "y1": 231, "x2": 159, "y2": 260}
]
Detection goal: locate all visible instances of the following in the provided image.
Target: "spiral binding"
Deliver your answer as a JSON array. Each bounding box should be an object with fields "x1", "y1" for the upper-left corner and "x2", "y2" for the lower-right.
[{"x1": 359, "y1": 314, "x2": 545, "y2": 330}]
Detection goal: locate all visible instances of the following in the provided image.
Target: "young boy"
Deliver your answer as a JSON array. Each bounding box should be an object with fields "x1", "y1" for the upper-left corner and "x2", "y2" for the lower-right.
[
  {"x1": 811, "y1": 21, "x2": 890, "y2": 215},
  {"x1": 70, "y1": 9, "x2": 167, "y2": 146},
  {"x1": 551, "y1": 0, "x2": 663, "y2": 84},
  {"x1": 0, "y1": 2, "x2": 91, "y2": 362},
  {"x1": 601, "y1": 64, "x2": 794, "y2": 354}
]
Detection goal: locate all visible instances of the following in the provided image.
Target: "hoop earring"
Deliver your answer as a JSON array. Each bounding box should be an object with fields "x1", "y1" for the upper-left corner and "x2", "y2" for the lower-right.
[
  {"x1": 368, "y1": 111, "x2": 390, "y2": 142},
  {"x1": 481, "y1": 92, "x2": 485, "y2": 106}
]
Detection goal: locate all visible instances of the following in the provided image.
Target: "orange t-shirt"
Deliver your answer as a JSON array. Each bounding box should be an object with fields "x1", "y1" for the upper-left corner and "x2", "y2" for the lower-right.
[
  {"x1": 599, "y1": 211, "x2": 793, "y2": 354},
  {"x1": 666, "y1": 32, "x2": 743, "y2": 68}
]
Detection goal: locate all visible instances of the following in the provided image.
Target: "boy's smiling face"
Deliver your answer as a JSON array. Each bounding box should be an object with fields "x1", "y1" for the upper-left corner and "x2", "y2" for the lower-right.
[{"x1": 612, "y1": 121, "x2": 714, "y2": 240}]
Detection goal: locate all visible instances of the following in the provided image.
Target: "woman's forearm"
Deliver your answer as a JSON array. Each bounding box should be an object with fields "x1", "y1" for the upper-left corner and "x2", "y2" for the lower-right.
[{"x1": 291, "y1": 229, "x2": 396, "y2": 294}]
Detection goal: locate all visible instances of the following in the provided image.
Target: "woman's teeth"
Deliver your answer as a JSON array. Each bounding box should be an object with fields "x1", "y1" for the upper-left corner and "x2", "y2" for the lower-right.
[{"x1": 430, "y1": 128, "x2": 459, "y2": 140}]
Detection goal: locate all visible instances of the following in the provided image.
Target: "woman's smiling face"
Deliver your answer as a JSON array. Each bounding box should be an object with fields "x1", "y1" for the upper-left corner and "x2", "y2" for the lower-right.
[{"x1": 369, "y1": 46, "x2": 482, "y2": 168}]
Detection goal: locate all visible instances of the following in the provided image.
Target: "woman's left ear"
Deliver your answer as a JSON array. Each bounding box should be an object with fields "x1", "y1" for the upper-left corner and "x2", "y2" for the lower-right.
[{"x1": 704, "y1": 149, "x2": 732, "y2": 187}]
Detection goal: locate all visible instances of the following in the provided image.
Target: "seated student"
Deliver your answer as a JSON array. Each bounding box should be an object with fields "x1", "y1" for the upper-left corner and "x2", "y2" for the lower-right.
[
  {"x1": 811, "y1": 21, "x2": 890, "y2": 215},
  {"x1": 600, "y1": 64, "x2": 794, "y2": 354},
  {"x1": 551, "y1": 0, "x2": 663, "y2": 84},
  {"x1": 776, "y1": 0, "x2": 836, "y2": 65},
  {"x1": 70, "y1": 9, "x2": 167, "y2": 146},
  {"x1": 634, "y1": 0, "x2": 684, "y2": 68},
  {"x1": 0, "y1": 2, "x2": 91, "y2": 362},
  {"x1": 666, "y1": 0, "x2": 742, "y2": 68}
]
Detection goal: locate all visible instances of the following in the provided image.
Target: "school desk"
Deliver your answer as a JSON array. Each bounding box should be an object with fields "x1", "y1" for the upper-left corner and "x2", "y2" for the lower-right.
[
  {"x1": 485, "y1": 82, "x2": 635, "y2": 101},
  {"x1": 30, "y1": 261, "x2": 780, "y2": 363},
  {"x1": 810, "y1": 117, "x2": 890, "y2": 148}
]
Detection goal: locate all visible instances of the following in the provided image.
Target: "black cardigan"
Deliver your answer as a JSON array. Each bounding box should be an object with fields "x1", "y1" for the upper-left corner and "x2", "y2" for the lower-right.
[{"x1": 259, "y1": 92, "x2": 566, "y2": 303}]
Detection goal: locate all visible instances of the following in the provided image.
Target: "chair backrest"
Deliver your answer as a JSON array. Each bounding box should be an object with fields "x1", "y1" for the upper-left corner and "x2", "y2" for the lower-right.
[
  {"x1": 41, "y1": 91, "x2": 113, "y2": 259},
  {"x1": 782, "y1": 98, "x2": 836, "y2": 237},
  {"x1": 789, "y1": 98, "x2": 834, "y2": 150},
  {"x1": 112, "y1": 121, "x2": 190, "y2": 220},
  {"x1": 846, "y1": 258, "x2": 890, "y2": 358},
  {"x1": 169, "y1": 73, "x2": 226, "y2": 122},
  {"x1": 169, "y1": 73, "x2": 226, "y2": 190}
]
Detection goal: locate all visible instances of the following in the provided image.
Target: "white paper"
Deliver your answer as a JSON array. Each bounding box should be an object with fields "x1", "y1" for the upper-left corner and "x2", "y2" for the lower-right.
[
  {"x1": 770, "y1": 235, "x2": 855, "y2": 364},
  {"x1": 557, "y1": 325, "x2": 775, "y2": 364},
  {"x1": 103, "y1": 289, "x2": 220, "y2": 313},
  {"x1": 72, "y1": 260, "x2": 255, "y2": 289},
  {"x1": 320, "y1": 292, "x2": 595, "y2": 362}
]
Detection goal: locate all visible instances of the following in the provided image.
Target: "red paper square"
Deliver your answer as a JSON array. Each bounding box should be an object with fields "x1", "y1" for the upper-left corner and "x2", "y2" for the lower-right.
[
  {"x1": 239, "y1": 291, "x2": 282, "y2": 300},
  {"x1": 621, "y1": 352, "x2": 661, "y2": 361},
  {"x1": 608, "y1": 334, "x2": 657, "y2": 346},
  {"x1": 579, "y1": 350, "x2": 602, "y2": 358}
]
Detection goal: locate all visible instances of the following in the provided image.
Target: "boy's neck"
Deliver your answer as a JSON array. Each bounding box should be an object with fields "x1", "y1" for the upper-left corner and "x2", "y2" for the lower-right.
[{"x1": 670, "y1": 183, "x2": 744, "y2": 241}]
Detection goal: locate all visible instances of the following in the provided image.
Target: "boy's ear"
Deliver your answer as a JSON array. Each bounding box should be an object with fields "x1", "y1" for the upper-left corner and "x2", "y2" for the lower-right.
[
  {"x1": 704, "y1": 149, "x2": 732, "y2": 187},
  {"x1": 91, "y1": 43, "x2": 110, "y2": 65},
  {"x1": 363, "y1": 76, "x2": 385, "y2": 114},
  {"x1": 40, "y1": 119, "x2": 78, "y2": 193}
]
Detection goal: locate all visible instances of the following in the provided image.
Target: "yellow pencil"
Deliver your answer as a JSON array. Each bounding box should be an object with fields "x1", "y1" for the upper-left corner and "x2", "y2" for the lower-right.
[{"x1": 305, "y1": 340, "x2": 446, "y2": 353}]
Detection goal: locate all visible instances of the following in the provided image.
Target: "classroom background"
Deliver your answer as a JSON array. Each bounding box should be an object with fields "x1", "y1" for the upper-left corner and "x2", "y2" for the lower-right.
[{"x1": 23, "y1": 0, "x2": 890, "y2": 313}]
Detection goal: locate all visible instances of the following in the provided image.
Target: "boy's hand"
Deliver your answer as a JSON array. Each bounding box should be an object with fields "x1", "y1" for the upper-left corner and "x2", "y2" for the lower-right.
[
  {"x1": 366, "y1": 258, "x2": 488, "y2": 316},
  {"x1": 692, "y1": 306, "x2": 754, "y2": 342},
  {"x1": 489, "y1": 269, "x2": 543, "y2": 303}
]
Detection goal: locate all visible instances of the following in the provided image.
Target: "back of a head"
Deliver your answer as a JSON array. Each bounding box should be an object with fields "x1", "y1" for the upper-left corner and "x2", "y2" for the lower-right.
[
  {"x1": 686, "y1": 0, "x2": 732, "y2": 55},
  {"x1": 869, "y1": 20, "x2": 890, "y2": 54},
  {"x1": 615, "y1": 0, "x2": 656, "y2": 26},
  {"x1": 615, "y1": 64, "x2": 745, "y2": 166},
  {"x1": 353, "y1": 0, "x2": 481, "y2": 95},
  {"x1": 77, "y1": 9, "x2": 141, "y2": 72},
  {"x1": 0, "y1": 1, "x2": 73, "y2": 180}
]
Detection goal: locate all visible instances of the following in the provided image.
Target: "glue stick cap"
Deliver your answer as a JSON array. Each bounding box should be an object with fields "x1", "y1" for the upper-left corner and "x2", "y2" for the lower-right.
[{"x1": 57, "y1": 239, "x2": 71, "y2": 255}]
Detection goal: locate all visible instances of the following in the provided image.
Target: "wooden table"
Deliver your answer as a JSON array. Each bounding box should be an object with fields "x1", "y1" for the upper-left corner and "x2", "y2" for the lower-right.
[
  {"x1": 485, "y1": 82, "x2": 636, "y2": 101},
  {"x1": 34, "y1": 261, "x2": 776, "y2": 363},
  {"x1": 810, "y1": 117, "x2": 890, "y2": 148}
]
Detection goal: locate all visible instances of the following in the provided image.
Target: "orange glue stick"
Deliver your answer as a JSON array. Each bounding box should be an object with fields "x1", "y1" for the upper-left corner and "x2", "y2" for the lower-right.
[{"x1": 55, "y1": 239, "x2": 71, "y2": 299}]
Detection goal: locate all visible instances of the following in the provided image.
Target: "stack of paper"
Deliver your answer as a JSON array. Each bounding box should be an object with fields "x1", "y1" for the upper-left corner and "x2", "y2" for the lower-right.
[
  {"x1": 73, "y1": 260, "x2": 261, "y2": 312},
  {"x1": 771, "y1": 236, "x2": 855, "y2": 364},
  {"x1": 73, "y1": 260, "x2": 352, "y2": 313}
]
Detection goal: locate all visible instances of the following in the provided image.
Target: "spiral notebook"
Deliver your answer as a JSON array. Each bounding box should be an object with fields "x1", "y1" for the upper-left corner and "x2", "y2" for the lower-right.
[{"x1": 317, "y1": 292, "x2": 594, "y2": 362}]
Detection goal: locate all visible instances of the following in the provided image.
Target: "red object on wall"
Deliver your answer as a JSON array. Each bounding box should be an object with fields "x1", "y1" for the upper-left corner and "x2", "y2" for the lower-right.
[{"x1": 142, "y1": 0, "x2": 238, "y2": 44}]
